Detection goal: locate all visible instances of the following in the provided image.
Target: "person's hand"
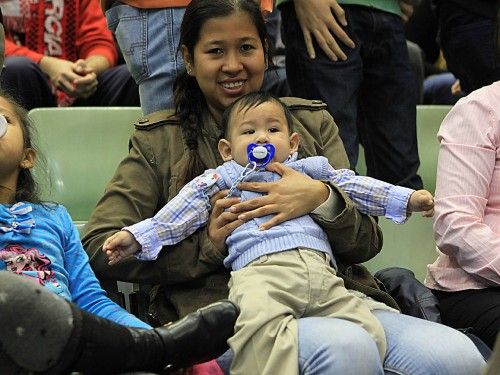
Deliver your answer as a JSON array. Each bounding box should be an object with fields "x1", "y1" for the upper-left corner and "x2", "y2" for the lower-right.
[
  {"x1": 408, "y1": 189, "x2": 434, "y2": 217},
  {"x1": 102, "y1": 230, "x2": 141, "y2": 265},
  {"x1": 38, "y1": 57, "x2": 98, "y2": 98},
  {"x1": 451, "y1": 79, "x2": 462, "y2": 95},
  {"x1": 207, "y1": 190, "x2": 245, "y2": 253},
  {"x1": 231, "y1": 162, "x2": 330, "y2": 230},
  {"x1": 293, "y1": 0, "x2": 355, "y2": 61},
  {"x1": 38, "y1": 56, "x2": 82, "y2": 96},
  {"x1": 399, "y1": 0, "x2": 414, "y2": 22},
  {"x1": 70, "y1": 59, "x2": 98, "y2": 98}
]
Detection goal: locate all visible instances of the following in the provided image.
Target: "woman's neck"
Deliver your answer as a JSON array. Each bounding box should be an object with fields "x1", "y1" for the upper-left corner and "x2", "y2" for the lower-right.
[{"x1": 207, "y1": 104, "x2": 223, "y2": 125}]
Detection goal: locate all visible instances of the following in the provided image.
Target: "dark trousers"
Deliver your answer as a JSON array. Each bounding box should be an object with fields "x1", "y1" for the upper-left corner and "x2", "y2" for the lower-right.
[
  {"x1": 0, "y1": 56, "x2": 140, "y2": 110},
  {"x1": 432, "y1": 288, "x2": 500, "y2": 349},
  {"x1": 280, "y1": 3, "x2": 423, "y2": 189},
  {"x1": 435, "y1": 0, "x2": 500, "y2": 94}
]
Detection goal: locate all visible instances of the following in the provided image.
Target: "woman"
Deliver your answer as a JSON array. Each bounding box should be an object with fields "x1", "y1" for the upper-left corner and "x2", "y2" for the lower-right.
[
  {"x1": 426, "y1": 81, "x2": 500, "y2": 349},
  {"x1": 83, "y1": 0, "x2": 486, "y2": 373}
]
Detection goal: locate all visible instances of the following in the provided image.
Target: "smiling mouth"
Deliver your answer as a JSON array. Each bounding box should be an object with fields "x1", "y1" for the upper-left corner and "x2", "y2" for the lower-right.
[{"x1": 220, "y1": 80, "x2": 245, "y2": 89}]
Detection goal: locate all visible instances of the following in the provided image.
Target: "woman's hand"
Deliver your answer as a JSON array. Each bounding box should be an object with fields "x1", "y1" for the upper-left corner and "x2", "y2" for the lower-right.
[
  {"x1": 208, "y1": 190, "x2": 245, "y2": 253},
  {"x1": 231, "y1": 162, "x2": 330, "y2": 230}
]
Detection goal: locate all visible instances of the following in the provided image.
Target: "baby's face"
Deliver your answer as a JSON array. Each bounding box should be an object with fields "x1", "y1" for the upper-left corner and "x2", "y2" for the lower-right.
[{"x1": 218, "y1": 101, "x2": 299, "y2": 166}]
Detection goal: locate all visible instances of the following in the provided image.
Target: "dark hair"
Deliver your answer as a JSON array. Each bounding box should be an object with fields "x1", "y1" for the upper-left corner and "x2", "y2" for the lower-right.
[
  {"x1": 0, "y1": 91, "x2": 42, "y2": 203},
  {"x1": 173, "y1": 0, "x2": 269, "y2": 187},
  {"x1": 220, "y1": 91, "x2": 294, "y2": 139}
]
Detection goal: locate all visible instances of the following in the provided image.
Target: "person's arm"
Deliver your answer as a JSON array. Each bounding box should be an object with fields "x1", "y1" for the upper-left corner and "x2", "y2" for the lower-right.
[
  {"x1": 434, "y1": 93, "x2": 500, "y2": 285},
  {"x1": 82, "y1": 127, "x2": 228, "y2": 285},
  {"x1": 77, "y1": 0, "x2": 117, "y2": 70},
  {"x1": 326, "y1": 167, "x2": 414, "y2": 224},
  {"x1": 5, "y1": 38, "x2": 44, "y2": 62},
  {"x1": 124, "y1": 171, "x2": 222, "y2": 260},
  {"x1": 60, "y1": 207, "x2": 151, "y2": 329},
  {"x1": 296, "y1": 156, "x2": 414, "y2": 223}
]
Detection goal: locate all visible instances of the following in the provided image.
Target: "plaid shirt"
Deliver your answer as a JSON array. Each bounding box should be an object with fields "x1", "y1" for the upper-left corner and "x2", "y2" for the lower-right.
[{"x1": 126, "y1": 155, "x2": 413, "y2": 261}]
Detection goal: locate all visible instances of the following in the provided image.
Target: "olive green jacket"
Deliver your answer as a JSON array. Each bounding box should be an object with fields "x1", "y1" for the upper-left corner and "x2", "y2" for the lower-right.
[{"x1": 82, "y1": 97, "x2": 398, "y2": 323}]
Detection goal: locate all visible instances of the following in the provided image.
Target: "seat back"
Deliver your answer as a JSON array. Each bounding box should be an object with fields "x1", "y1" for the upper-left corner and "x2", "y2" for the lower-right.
[
  {"x1": 29, "y1": 107, "x2": 143, "y2": 222},
  {"x1": 361, "y1": 105, "x2": 452, "y2": 280}
]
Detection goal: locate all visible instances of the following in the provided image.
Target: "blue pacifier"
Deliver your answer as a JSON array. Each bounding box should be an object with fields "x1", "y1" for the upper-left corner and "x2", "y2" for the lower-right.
[
  {"x1": 0, "y1": 115, "x2": 7, "y2": 138},
  {"x1": 247, "y1": 143, "x2": 275, "y2": 168}
]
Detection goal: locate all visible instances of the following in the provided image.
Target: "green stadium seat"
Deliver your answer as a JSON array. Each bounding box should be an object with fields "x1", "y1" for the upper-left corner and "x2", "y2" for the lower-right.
[
  {"x1": 29, "y1": 106, "x2": 143, "y2": 310},
  {"x1": 29, "y1": 107, "x2": 142, "y2": 222},
  {"x1": 29, "y1": 105, "x2": 452, "y2": 284},
  {"x1": 360, "y1": 105, "x2": 452, "y2": 280}
]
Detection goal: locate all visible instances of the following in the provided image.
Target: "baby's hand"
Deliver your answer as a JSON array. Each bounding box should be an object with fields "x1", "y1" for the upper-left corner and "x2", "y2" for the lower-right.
[
  {"x1": 408, "y1": 189, "x2": 434, "y2": 217},
  {"x1": 102, "y1": 230, "x2": 141, "y2": 265}
]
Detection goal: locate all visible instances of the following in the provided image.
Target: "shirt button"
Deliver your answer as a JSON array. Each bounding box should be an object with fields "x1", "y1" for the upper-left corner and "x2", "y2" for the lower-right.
[{"x1": 12, "y1": 222, "x2": 18, "y2": 228}]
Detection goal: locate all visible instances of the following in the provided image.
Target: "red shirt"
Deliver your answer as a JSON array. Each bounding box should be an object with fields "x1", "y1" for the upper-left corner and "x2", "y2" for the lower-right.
[{"x1": 4, "y1": 0, "x2": 117, "y2": 66}]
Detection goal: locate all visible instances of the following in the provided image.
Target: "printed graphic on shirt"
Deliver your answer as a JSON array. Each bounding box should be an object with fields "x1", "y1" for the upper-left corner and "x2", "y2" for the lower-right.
[{"x1": 0, "y1": 244, "x2": 60, "y2": 288}]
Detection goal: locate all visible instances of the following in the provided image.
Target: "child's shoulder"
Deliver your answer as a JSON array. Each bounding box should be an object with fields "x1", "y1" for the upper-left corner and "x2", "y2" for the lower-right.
[{"x1": 31, "y1": 202, "x2": 69, "y2": 216}]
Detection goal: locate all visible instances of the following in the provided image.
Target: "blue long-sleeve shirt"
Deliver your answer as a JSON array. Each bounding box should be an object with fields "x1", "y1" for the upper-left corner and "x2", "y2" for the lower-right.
[
  {"x1": 0, "y1": 202, "x2": 150, "y2": 329},
  {"x1": 127, "y1": 155, "x2": 413, "y2": 270}
]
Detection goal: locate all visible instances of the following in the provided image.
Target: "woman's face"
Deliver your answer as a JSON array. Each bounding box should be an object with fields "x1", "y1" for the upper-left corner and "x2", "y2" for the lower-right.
[{"x1": 185, "y1": 10, "x2": 266, "y2": 121}]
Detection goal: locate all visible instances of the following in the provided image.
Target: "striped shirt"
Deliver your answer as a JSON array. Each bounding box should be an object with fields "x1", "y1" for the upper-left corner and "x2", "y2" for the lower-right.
[
  {"x1": 426, "y1": 81, "x2": 500, "y2": 291},
  {"x1": 126, "y1": 154, "x2": 413, "y2": 265}
]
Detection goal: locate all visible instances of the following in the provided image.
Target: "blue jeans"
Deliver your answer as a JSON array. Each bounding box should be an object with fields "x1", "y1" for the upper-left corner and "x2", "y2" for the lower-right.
[
  {"x1": 435, "y1": 0, "x2": 500, "y2": 94},
  {"x1": 217, "y1": 311, "x2": 486, "y2": 374},
  {"x1": 280, "y1": 3, "x2": 422, "y2": 189},
  {"x1": 106, "y1": 5, "x2": 185, "y2": 115}
]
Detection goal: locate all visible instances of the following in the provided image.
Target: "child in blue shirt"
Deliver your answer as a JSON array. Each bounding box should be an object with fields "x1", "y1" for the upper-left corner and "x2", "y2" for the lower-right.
[
  {"x1": 103, "y1": 92, "x2": 434, "y2": 375},
  {"x1": 0, "y1": 91, "x2": 238, "y2": 374}
]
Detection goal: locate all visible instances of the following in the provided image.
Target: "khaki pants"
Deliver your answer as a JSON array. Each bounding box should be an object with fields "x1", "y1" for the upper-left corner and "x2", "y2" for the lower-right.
[{"x1": 228, "y1": 249, "x2": 386, "y2": 375}]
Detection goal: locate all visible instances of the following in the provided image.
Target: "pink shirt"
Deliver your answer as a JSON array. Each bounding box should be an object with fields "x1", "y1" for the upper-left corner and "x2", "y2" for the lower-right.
[{"x1": 425, "y1": 81, "x2": 500, "y2": 291}]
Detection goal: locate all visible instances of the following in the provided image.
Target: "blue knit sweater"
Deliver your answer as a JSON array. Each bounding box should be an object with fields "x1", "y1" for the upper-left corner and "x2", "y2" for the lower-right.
[{"x1": 217, "y1": 156, "x2": 334, "y2": 270}]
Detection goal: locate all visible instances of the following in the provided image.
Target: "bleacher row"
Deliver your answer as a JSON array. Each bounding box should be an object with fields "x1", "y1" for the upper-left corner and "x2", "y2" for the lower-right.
[{"x1": 29, "y1": 105, "x2": 452, "y2": 286}]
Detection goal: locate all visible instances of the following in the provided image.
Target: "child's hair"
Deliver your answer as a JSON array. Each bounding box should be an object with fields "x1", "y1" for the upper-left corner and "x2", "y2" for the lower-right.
[
  {"x1": 0, "y1": 91, "x2": 42, "y2": 203},
  {"x1": 173, "y1": 0, "x2": 270, "y2": 188},
  {"x1": 220, "y1": 91, "x2": 294, "y2": 138}
]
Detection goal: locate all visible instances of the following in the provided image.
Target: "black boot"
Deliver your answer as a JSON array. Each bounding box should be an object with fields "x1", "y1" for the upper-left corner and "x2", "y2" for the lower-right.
[
  {"x1": 0, "y1": 272, "x2": 238, "y2": 374},
  {"x1": 156, "y1": 299, "x2": 239, "y2": 373}
]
